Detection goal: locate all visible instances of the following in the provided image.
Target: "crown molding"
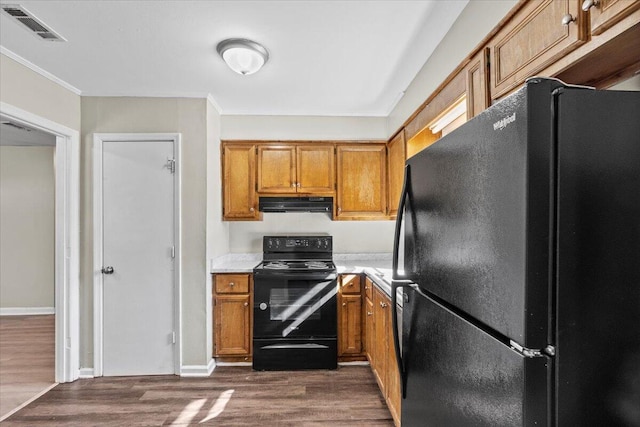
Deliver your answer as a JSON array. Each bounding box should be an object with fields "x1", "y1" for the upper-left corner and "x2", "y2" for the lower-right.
[
  {"x1": 1, "y1": 46, "x2": 82, "y2": 95},
  {"x1": 206, "y1": 93, "x2": 222, "y2": 114}
]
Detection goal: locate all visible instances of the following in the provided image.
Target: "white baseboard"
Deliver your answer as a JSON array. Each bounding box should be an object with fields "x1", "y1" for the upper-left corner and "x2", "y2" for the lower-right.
[
  {"x1": 180, "y1": 359, "x2": 215, "y2": 377},
  {"x1": 78, "y1": 368, "x2": 95, "y2": 378},
  {"x1": 0, "y1": 307, "x2": 55, "y2": 316},
  {"x1": 214, "y1": 361, "x2": 252, "y2": 367}
]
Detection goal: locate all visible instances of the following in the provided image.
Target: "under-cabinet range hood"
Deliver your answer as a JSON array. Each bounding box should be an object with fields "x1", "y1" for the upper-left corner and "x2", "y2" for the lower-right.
[{"x1": 259, "y1": 197, "x2": 333, "y2": 215}]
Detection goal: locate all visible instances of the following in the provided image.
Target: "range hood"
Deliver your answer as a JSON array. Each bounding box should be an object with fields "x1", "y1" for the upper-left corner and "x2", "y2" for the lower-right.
[{"x1": 259, "y1": 197, "x2": 333, "y2": 215}]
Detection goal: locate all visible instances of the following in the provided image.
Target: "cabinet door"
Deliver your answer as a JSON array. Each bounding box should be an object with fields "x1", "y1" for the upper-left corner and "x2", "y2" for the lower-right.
[
  {"x1": 214, "y1": 294, "x2": 251, "y2": 356},
  {"x1": 466, "y1": 48, "x2": 490, "y2": 119},
  {"x1": 387, "y1": 132, "x2": 406, "y2": 218},
  {"x1": 336, "y1": 144, "x2": 387, "y2": 220},
  {"x1": 365, "y1": 296, "x2": 374, "y2": 362},
  {"x1": 489, "y1": 0, "x2": 588, "y2": 100},
  {"x1": 297, "y1": 145, "x2": 335, "y2": 193},
  {"x1": 372, "y1": 288, "x2": 389, "y2": 394},
  {"x1": 257, "y1": 145, "x2": 296, "y2": 193},
  {"x1": 338, "y1": 293, "x2": 363, "y2": 356},
  {"x1": 222, "y1": 144, "x2": 259, "y2": 220},
  {"x1": 583, "y1": 0, "x2": 640, "y2": 35}
]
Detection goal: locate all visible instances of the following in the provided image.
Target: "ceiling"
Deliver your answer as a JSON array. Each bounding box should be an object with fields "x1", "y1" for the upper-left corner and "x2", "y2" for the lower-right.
[{"x1": 0, "y1": 1, "x2": 469, "y2": 117}]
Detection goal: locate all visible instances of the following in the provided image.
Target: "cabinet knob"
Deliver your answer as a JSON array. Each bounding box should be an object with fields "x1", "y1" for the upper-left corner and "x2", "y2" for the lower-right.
[
  {"x1": 296, "y1": 182, "x2": 301, "y2": 188},
  {"x1": 244, "y1": 302, "x2": 249, "y2": 307},
  {"x1": 337, "y1": 207, "x2": 342, "y2": 213},
  {"x1": 229, "y1": 282, "x2": 235, "y2": 286},
  {"x1": 342, "y1": 302, "x2": 347, "y2": 307},
  {"x1": 292, "y1": 183, "x2": 296, "y2": 188},
  {"x1": 249, "y1": 207, "x2": 255, "y2": 212},
  {"x1": 561, "y1": 13, "x2": 576, "y2": 26},
  {"x1": 380, "y1": 302, "x2": 388, "y2": 308},
  {"x1": 581, "y1": 0, "x2": 598, "y2": 11},
  {"x1": 367, "y1": 311, "x2": 372, "y2": 316}
]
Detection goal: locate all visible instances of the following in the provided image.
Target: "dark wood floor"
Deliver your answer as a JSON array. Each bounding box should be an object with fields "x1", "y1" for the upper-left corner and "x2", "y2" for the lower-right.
[
  {"x1": 0, "y1": 315, "x2": 55, "y2": 420},
  {"x1": 2, "y1": 365, "x2": 394, "y2": 426}
]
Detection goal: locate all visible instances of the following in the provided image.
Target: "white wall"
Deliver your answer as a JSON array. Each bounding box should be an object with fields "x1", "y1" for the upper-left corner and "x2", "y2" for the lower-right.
[
  {"x1": 0, "y1": 146, "x2": 55, "y2": 310},
  {"x1": 229, "y1": 213, "x2": 395, "y2": 253},
  {"x1": 81, "y1": 97, "x2": 209, "y2": 368},
  {"x1": 221, "y1": 115, "x2": 388, "y2": 141},
  {"x1": 0, "y1": 53, "x2": 81, "y2": 131}
]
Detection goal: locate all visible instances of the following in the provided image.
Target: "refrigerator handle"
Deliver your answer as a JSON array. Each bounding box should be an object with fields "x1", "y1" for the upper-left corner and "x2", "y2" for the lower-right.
[
  {"x1": 391, "y1": 280, "x2": 412, "y2": 399},
  {"x1": 392, "y1": 164, "x2": 410, "y2": 280}
]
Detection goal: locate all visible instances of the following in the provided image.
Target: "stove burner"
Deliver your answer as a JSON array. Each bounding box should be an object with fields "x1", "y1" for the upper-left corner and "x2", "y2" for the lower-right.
[
  {"x1": 263, "y1": 261, "x2": 289, "y2": 270},
  {"x1": 305, "y1": 261, "x2": 329, "y2": 269}
]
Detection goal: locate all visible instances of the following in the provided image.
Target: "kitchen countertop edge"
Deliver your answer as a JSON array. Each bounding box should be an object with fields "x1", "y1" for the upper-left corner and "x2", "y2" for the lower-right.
[{"x1": 210, "y1": 252, "x2": 398, "y2": 298}]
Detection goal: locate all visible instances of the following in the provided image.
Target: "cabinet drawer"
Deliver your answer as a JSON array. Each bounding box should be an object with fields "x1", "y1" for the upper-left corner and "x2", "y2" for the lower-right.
[
  {"x1": 215, "y1": 274, "x2": 250, "y2": 293},
  {"x1": 339, "y1": 274, "x2": 362, "y2": 294}
]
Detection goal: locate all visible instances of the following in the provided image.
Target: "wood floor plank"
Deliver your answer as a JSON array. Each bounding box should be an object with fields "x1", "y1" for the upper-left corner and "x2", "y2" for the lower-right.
[
  {"x1": 0, "y1": 315, "x2": 55, "y2": 420},
  {"x1": 3, "y1": 366, "x2": 393, "y2": 426}
]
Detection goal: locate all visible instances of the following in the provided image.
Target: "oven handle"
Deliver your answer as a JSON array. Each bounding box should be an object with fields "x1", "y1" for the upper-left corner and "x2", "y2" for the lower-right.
[{"x1": 261, "y1": 343, "x2": 330, "y2": 350}]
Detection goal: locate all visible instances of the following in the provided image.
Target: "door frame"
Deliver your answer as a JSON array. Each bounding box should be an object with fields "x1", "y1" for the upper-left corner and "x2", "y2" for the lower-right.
[
  {"x1": 92, "y1": 133, "x2": 182, "y2": 376},
  {"x1": 0, "y1": 101, "x2": 80, "y2": 383}
]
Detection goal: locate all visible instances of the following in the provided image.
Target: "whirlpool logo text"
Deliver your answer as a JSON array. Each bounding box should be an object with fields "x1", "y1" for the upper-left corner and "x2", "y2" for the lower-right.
[{"x1": 493, "y1": 113, "x2": 516, "y2": 131}]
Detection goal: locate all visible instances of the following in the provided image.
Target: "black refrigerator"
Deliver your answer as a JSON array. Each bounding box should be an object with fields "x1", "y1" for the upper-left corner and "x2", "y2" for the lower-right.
[{"x1": 391, "y1": 77, "x2": 640, "y2": 426}]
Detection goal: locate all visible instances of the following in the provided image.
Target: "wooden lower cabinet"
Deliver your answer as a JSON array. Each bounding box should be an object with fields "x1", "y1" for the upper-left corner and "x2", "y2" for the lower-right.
[
  {"x1": 368, "y1": 282, "x2": 401, "y2": 427},
  {"x1": 213, "y1": 274, "x2": 252, "y2": 360},
  {"x1": 338, "y1": 274, "x2": 365, "y2": 361}
]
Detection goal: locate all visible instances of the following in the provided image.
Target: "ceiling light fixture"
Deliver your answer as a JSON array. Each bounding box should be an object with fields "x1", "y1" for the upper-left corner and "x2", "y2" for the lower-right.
[{"x1": 216, "y1": 38, "x2": 269, "y2": 75}]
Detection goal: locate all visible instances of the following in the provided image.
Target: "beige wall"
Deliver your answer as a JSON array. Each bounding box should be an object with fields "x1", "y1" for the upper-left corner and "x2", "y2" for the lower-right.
[
  {"x1": 0, "y1": 53, "x2": 81, "y2": 131},
  {"x1": 205, "y1": 100, "x2": 226, "y2": 359},
  {"x1": 0, "y1": 146, "x2": 55, "y2": 309},
  {"x1": 221, "y1": 115, "x2": 388, "y2": 140},
  {"x1": 81, "y1": 97, "x2": 210, "y2": 368},
  {"x1": 388, "y1": 0, "x2": 518, "y2": 135},
  {"x1": 228, "y1": 213, "x2": 395, "y2": 254}
]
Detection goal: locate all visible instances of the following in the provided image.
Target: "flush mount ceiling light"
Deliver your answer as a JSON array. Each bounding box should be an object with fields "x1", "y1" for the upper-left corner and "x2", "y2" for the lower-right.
[{"x1": 217, "y1": 38, "x2": 269, "y2": 75}]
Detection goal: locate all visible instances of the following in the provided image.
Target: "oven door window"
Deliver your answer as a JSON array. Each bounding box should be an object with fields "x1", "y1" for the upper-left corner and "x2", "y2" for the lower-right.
[{"x1": 254, "y1": 276, "x2": 337, "y2": 339}]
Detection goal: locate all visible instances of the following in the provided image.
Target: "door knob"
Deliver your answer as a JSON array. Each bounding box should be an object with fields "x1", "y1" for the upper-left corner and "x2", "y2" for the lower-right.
[{"x1": 101, "y1": 266, "x2": 114, "y2": 275}]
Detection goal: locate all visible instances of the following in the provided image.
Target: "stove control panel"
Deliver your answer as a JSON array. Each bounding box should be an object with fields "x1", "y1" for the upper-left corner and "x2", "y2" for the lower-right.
[{"x1": 264, "y1": 236, "x2": 332, "y2": 252}]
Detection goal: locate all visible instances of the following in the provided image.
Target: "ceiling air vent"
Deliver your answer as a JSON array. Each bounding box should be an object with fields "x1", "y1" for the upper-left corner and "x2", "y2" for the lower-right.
[{"x1": 1, "y1": 4, "x2": 66, "y2": 41}]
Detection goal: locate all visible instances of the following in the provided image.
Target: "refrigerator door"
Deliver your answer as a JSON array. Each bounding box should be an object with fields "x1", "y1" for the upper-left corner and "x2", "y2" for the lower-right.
[
  {"x1": 554, "y1": 89, "x2": 640, "y2": 426},
  {"x1": 402, "y1": 286, "x2": 550, "y2": 426},
  {"x1": 403, "y1": 78, "x2": 563, "y2": 348}
]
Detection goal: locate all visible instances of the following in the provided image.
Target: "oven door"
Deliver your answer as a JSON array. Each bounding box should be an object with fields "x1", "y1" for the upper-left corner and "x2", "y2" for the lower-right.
[{"x1": 253, "y1": 271, "x2": 337, "y2": 339}]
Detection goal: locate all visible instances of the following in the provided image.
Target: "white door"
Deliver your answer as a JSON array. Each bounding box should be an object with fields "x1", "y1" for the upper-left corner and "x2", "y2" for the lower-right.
[{"x1": 101, "y1": 140, "x2": 175, "y2": 376}]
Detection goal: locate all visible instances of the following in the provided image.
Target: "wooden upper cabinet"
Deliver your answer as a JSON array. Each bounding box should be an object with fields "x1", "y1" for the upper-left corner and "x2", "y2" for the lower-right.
[
  {"x1": 257, "y1": 145, "x2": 296, "y2": 193},
  {"x1": 257, "y1": 144, "x2": 335, "y2": 194},
  {"x1": 387, "y1": 132, "x2": 406, "y2": 218},
  {"x1": 296, "y1": 145, "x2": 335, "y2": 193},
  {"x1": 466, "y1": 48, "x2": 490, "y2": 119},
  {"x1": 336, "y1": 144, "x2": 387, "y2": 220},
  {"x1": 222, "y1": 144, "x2": 259, "y2": 220},
  {"x1": 489, "y1": 0, "x2": 588, "y2": 100},
  {"x1": 582, "y1": 0, "x2": 640, "y2": 35}
]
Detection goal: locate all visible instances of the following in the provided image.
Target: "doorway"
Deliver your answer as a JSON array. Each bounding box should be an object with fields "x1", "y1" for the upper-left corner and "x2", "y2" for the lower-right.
[
  {"x1": 93, "y1": 133, "x2": 181, "y2": 376},
  {"x1": 0, "y1": 103, "x2": 79, "y2": 385},
  {"x1": 0, "y1": 105, "x2": 80, "y2": 419}
]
